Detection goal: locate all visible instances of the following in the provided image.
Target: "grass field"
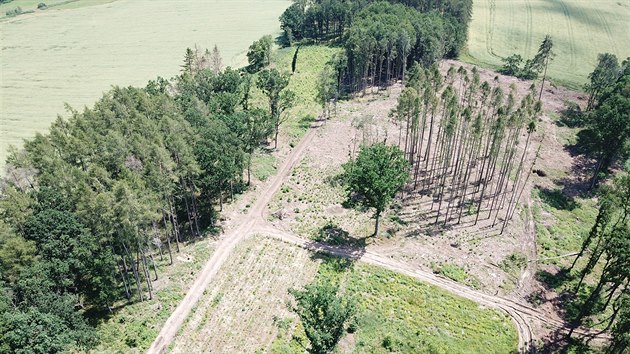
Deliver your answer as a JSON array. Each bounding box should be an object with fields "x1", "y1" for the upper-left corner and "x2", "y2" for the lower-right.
[
  {"x1": 466, "y1": 0, "x2": 630, "y2": 89},
  {"x1": 0, "y1": 0, "x2": 291, "y2": 166}
]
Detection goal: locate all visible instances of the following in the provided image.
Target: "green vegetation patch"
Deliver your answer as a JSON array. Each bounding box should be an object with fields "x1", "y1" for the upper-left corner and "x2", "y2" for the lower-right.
[
  {"x1": 345, "y1": 265, "x2": 516, "y2": 353},
  {"x1": 532, "y1": 188, "x2": 597, "y2": 265},
  {"x1": 274, "y1": 256, "x2": 517, "y2": 353},
  {"x1": 273, "y1": 45, "x2": 342, "y2": 140},
  {"x1": 431, "y1": 262, "x2": 482, "y2": 289},
  {"x1": 251, "y1": 151, "x2": 278, "y2": 182}
]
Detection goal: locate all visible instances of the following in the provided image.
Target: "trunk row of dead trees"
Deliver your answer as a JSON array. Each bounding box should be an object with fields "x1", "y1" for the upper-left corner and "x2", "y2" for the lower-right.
[{"x1": 393, "y1": 63, "x2": 541, "y2": 233}]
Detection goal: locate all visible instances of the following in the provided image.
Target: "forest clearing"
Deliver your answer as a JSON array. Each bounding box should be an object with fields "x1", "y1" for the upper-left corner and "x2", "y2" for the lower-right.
[
  {"x1": 0, "y1": 0, "x2": 628, "y2": 353},
  {"x1": 466, "y1": 0, "x2": 630, "y2": 89},
  {"x1": 0, "y1": 0, "x2": 290, "y2": 166}
]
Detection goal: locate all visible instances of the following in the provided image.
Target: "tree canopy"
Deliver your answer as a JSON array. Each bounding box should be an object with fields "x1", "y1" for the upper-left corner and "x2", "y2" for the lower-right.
[
  {"x1": 343, "y1": 143, "x2": 409, "y2": 235},
  {"x1": 289, "y1": 280, "x2": 355, "y2": 354}
]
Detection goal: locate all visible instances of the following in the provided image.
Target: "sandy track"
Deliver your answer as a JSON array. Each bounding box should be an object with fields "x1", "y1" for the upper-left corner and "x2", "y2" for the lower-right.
[{"x1": 149, "y1": 116, "x2": 605, "y2": 354}]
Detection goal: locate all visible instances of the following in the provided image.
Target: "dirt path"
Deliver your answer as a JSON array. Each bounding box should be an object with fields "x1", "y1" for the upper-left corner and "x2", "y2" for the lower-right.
[
  {"x1": 147, "y1": 120, "x2": 324, "y2": 354},
  {"x1": 149, "y1": 115, "x2": 605, "y2": 353}
]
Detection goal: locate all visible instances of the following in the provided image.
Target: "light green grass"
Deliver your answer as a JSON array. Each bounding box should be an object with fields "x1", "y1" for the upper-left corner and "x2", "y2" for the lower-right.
[
  {"x1": 0, "y1": 0, "x2": 291, "y2": 166},
  {"x1": 466, "y1": 0, "x2": 630, "y2": 89},
  {"x1": 273, "y1": 45, "x2": 342, "y2": 143},
  {"x1": 273, "y1": 258, "x2": 518, "y2": 353},
  {"x1": 532, "y1": 188, "x2": 597, "y2": 265}
]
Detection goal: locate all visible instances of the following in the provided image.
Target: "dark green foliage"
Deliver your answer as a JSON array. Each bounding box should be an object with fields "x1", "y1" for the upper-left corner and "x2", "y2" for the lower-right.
[
  {"x1": 500, "y1": 54, "x2": 523, "y2": 76},
  {"x1": 500, "y1": 35, "x2": 554, "y2": 84},
  {"x1": 279, "y1": 0, "x2": 472, "y2": 94},
  {"x1": 585, "y1": 53, "x2": 621, "y2": 110},
  {"x1": 256, "y1": 69, "x2": 296, "y2": 149},
  {"x1": 292, "y1": 46, "x2": 299, "y2": 73},
  {"x1": 289, "y1": 280, "x2": 355, "y2": 354},
  {"x1": 280, "y1": 3, "x2": 305, "y2": 41},
  {"x1": 343, "y1": 143, "x2": 409, "y2": 235},
  {"x1": 569, "y1": 173, "x2": 630, "y2": 340},
  {"x1": 246, "y1": 35, "x2": 273, "y2": 73},
  {"x1": 576, "y1": 60, "x2": 630, "y2": 188},
  {"x1": 0, "y1": 290, "x2": 97, "y2": 354}
]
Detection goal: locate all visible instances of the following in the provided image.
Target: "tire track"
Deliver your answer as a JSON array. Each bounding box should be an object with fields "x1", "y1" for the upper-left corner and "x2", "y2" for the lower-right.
[
  {"x1": 150, "y1": 108, "x2": 609, "y2": 354},
  {"x1": 557, "y1": 0, "x2": 576, "y2": 70},
  {"x1": 594, "y1": 8, "x2": 617, "y2": 55},
  {"x1": 146, "y1": 119, "x2": 323, "y2": 354},
  {"x1": 485, "y1": 0, "x2": 500, "y2": 59},
  {"x1": 259, "y1": 226, "x2": 610, "y2": 353},
  {"x1": 523, "y1": 0, "x2": 533, "y2": 57}
]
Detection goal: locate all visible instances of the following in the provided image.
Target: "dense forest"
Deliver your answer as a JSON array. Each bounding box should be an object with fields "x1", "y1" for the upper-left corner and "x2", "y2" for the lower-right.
[{"x1": 280, "y1": 0, "x2": 472, "y2": 92}]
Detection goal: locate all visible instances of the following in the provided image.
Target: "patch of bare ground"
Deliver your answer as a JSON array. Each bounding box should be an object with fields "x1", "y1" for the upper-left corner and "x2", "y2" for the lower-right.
[
  {"x1": 169, "y1": 236, "x2": 318, "y2": 354},
  {"x1": 267, "y1": 59, "x2": 595, "y2": 342}
]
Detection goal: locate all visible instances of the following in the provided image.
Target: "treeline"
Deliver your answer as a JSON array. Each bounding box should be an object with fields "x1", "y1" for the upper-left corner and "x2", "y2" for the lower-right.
[
  {"x1": 577, "y1": 55, "x2": 630, "y2": 188},
  {"x1": 568, "y1": 172, "x2": 629, "y2": 352},
  {"x1": 281, "y1": 0, "x2": 472, "y2": 92},
  {"x1": 0, "y1": 46, "x2": 293, "y2": 352},
  {"x1": 389, "y1": 63, "x2": 540, "y2": 231}
]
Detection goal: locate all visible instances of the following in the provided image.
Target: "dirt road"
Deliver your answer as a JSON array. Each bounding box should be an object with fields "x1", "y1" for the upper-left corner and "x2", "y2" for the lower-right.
[
  {"x1": 148, "y1": 117, "x2": 604, "y2": 354},
  {"x1": 147, "y1": 121, "x2": 324, "y2": 354}
]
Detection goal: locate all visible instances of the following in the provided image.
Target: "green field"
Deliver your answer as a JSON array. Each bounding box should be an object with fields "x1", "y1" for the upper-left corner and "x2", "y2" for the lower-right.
[
  {"x1": 466, "y1": 0, "x2": 630, "y2": 88},
  {"x1": 273, "y1": 258, "x2": 518, "y2": 353},
  {"x1": 0, "y1": 0, "x2": 290, "y2": 166}
]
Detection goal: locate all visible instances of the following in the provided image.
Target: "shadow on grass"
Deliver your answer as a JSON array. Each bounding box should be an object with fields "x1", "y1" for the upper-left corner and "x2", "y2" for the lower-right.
[
  {"x1": 536, "y1": 268, "x2": 575, "y2": 291},
  {"x1": 555, "y1": 101, "x2": 585, "y2": 129},
  {"x1": 537, "y1": 187, "x2": 579, "y2": 211},
  {"x1": 536, "y1": 329, "x2": 597, "y2": 354},
  {"x1": 305, "y1": 223, "x2": 367, "y2": 274}
]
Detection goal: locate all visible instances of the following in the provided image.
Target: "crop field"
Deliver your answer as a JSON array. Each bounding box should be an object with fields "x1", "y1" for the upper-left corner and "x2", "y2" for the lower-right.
[
  {"x1": 0, "y1": 0, "x2": 291, "y2": 166},
  {"x1": 466, "y1": 0, "x2": 630, "y2": 88}
]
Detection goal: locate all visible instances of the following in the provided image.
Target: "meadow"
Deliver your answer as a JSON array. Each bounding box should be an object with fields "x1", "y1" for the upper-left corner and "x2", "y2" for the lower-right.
[
  {"x1": 465, "y1": 0, "x2": 630, "y2": 88},
  {"x1": 0, "y1": 0, "x2": 290, "y2": 166}
]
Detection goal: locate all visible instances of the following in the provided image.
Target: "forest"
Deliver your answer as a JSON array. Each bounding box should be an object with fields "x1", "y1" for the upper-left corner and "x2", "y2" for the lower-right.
[
  {"x1": 1, "y1": 0, "x2": 629, "y2": 352},
  {"x1": 0, "y1": 46, "x2": 296, "y2": 352},
  {"x1": 280, "y1": 0, "x2": 472, "y2": 92}
]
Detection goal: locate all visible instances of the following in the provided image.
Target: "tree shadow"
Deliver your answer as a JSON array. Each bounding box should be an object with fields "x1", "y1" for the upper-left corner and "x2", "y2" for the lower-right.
[
  {"x1": 536, "y1": 187, "x2": 579, "y2": 211},
  {"x1": 536, "y1": 329, "x2": 595, "y2": 354},
  {"x1": 314, "y1": 222, "x2": 366, "y2": 248},
  {"x1": 305, "y1": 224, "x2": 367, "y2": 269},
  {"x1": 555, "y1": 101, "x2": 585, "y2": 128},
  {"x1": 298, "y1": 114, "x2": 316, "y2": 130}
]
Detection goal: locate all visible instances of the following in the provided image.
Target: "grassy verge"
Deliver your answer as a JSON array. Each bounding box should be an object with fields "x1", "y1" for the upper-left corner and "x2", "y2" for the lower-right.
[
  {"x1": 273, "y1": 255, "x2": 518, "y2": 353},
  {"x1": 273, "y1": 45, "x2": 342, "y2": 142},
  {"x1": 531, "y1": 187, "x2": 597, "y2": 266},
  {"x1": 431, "y1": 262, "x2": 482, "y2": 289},
  {"x1": 88, "y1": 239, "x2": 215, "y2": 353}
]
